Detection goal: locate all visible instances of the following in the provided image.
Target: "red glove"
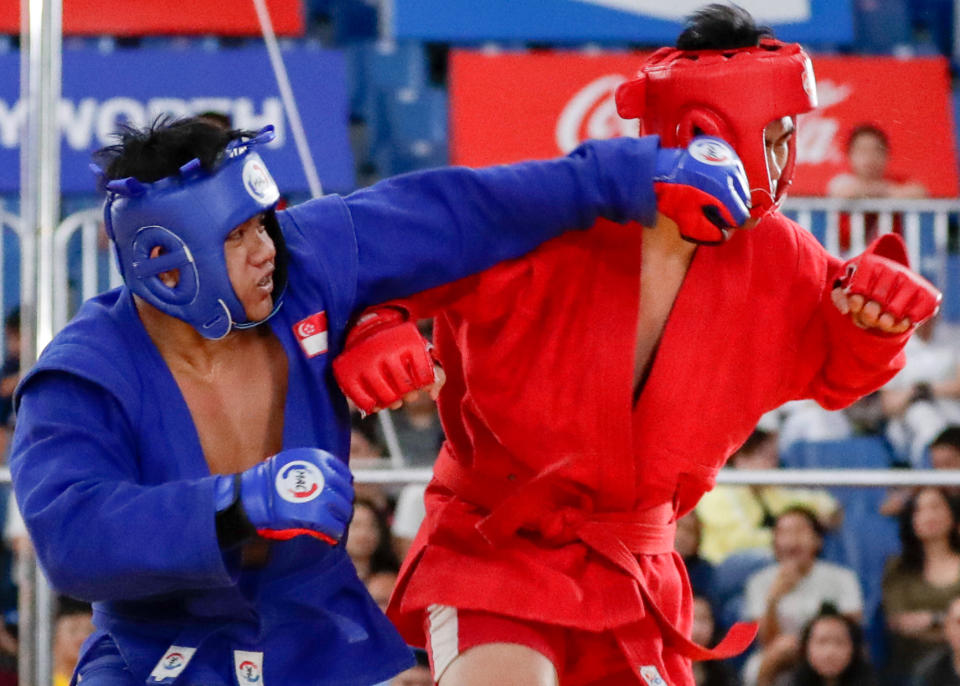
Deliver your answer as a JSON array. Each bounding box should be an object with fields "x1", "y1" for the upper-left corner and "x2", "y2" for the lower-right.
[
  {"x1": 333, "y1": 307, "x2": 437, "y2": 414},
  {"x1": 837, "y1": 233, "x2": 941, "y2": 326}
]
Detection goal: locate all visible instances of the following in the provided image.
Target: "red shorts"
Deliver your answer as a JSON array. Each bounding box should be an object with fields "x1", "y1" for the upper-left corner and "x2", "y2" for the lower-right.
[{"x1": 422, "y1": 605, "x2": 692, "y2": 686}]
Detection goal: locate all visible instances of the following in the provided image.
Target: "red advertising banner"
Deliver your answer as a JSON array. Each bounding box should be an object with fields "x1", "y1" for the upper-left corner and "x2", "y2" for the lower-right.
[
  {"x1": 0, "y1": 0, "x2": 303, "y2": 37},
  {"x1": 451, "y1": 51, "x2": 958, "y2": 197}
]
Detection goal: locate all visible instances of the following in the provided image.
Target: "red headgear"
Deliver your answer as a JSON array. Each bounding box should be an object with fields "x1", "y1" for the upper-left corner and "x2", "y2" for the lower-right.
[{"x1": 615, "y1": 39, "x2": 817, "y2": 219}]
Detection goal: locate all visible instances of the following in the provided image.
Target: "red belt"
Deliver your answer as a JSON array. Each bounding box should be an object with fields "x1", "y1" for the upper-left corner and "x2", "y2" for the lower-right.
[{"x1": 433, "y1": 454, "x2": 757, "y2": 662}]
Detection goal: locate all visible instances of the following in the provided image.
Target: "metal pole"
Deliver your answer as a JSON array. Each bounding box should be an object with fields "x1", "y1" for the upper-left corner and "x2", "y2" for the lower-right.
[{"x1": 20, "y1": 0, "x2": 62, "y2": 684}]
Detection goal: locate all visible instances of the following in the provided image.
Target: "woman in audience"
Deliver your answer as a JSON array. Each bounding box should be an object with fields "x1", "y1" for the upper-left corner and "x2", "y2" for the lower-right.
[
  {"x1": 346, "y1": 497, "x2": 400, "y2": 582},
  {"x1": 775, "y1": 606, "x2": 877, "y2": 686},
  {"x1": 882, "y1": 486, "x2": 960, "y2": 684}
]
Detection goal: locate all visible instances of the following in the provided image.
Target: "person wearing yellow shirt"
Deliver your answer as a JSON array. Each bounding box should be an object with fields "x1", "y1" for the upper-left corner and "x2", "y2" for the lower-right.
[{"x1": 696, "y1": 428, "x2": 841, "y2": 564}]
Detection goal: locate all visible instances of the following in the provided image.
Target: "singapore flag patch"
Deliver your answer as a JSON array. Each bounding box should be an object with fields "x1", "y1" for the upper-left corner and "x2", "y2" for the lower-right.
[{"x1": 294, "y1": 311, "x2": 328, "y2": 358}]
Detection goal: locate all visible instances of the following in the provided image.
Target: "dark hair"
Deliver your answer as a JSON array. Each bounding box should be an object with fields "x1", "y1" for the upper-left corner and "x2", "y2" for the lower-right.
[
  {"x1": 92, "y1": 115, "x2": 256, "y2": 185},
  {"x1": 845, "y1": 124, "x2": 889, "y2": 154},
  {"x1": 932, "y1": 426, "x2": 960, "y2": 452},
  {"x1": 897, "y1": 487, "x2": 960, "y2": 573},
  {"x1": 351, "y1": 413, "x2": 385, "y2": 455},
  {"x1": 777, "y1": 505, "x2": 826, "y2": 539},
  {"x1": 56, "y1": 595, "x2": 92, "y2": 619},
  {"x1": 676, "y1": 3, "x2": 774, "y2": 50},
  {"x1": 734, "y1": 428, "x2": 775, "y2": 458},
  {"x1": 351, "y1": 497, "x2": 400, "y2": 575},
  {"x1": 787, "y1": 606, "x2": 876, "y2": 686}
]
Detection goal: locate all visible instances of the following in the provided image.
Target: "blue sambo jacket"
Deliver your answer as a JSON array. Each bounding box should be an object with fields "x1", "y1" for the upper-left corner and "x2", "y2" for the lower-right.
[{"x1": 10, "y1": 137, "x2": 660, "y2": 686}]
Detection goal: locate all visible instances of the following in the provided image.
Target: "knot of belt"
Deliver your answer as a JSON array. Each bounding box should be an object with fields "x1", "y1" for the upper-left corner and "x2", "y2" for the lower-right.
[{"x1": 433, "y1": 453, "x2": 758, "y2": 662}]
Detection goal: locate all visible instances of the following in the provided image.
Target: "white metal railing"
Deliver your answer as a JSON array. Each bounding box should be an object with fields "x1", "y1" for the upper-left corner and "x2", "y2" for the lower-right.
[
  {"x1": 783, "y1": 196, "x2": 959, "y2": 293},
  {"x1": 0, "y1": 197, "x2": 956, "y2": 333},
  {"x1": 350, "y1": 467, "x2": 960, "y2": 488},
  {"x1": 0, "y1": 464, "x2": 956, "y2": 488}
]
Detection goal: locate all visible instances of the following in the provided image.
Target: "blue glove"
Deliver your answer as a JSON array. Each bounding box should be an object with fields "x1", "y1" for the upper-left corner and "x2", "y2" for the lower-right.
[
  {"x1": 653, "y1": 136, "x2": 751, "y2": 245},
  {"x1": 215, "y1": 448, "x2": 354, "y2": 544}
]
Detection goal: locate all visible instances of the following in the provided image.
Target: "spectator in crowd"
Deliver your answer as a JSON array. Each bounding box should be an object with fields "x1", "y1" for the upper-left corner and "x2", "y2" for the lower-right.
[
  {"x1": 697, "y1": 427, "x2": 841, "y2": 564},
  {"x1": 54, "y1": 597, "x2": 94, "y2": 686},
  {"x1": 913, "y1": 593, "x2": 960, "y2": 686},
  {"x1": 675, "y1": 510, "x2": 717, "y2": 604},
  {"x1": 827, "y1": 124, "x2": 927, "y2": 201},
  {"x1": 373, "y1": 368, "x2": 444, "y2": 467},
  {"x1": 743, "y1": 507, "x2": 864, "y2": 686},
  {"x1": 691, "y1": 594, "x2": 737, "y2": 686},
  {"x1": 350, "y1": 413, "x2": 386, "y2": 462},
  {"x1": 880, "y1": 425, "x2": 960, "y2": 516},
  {"x1": 774, "y1": 605, "x2": 878, "y2": 686},
  {"x1": 347, "y1": 497, "x2": 400, "y2": 582},
  {"x1": 827, "y1": 123, "x2": 928, "y2": 254},
  {"x1": 882, "y1": 486, "x2": 960, "y2": 683},
  {"x1": 881, "y1": 315, "x2": 960, "y2": 467}
]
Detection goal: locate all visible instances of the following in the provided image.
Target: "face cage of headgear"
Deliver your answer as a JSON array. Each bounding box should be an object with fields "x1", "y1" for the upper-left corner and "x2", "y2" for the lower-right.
[
  {"x1": 98, "y1": 126, "x2": 289, "y2": 340},
  {"x1": 615, "y1": 39, "x2": 818, "y2": 219}
]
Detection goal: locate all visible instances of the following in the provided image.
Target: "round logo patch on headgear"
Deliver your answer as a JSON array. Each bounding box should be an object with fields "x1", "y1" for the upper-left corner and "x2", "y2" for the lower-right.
[
  {"x1": 242, "y1": 155, "x2": 280, "y2": 206},
  {"x1": 689, "y1": 138, "x2": 736, "y2": 166},
  {"x1": 275, "y1": 460, "x2": 325, "y2": 503}
]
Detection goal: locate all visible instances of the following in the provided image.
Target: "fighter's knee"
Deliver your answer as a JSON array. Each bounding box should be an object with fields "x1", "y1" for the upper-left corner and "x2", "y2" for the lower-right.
[{"x1": 438, "y1": 642, "x2": 558, "y2": 686}]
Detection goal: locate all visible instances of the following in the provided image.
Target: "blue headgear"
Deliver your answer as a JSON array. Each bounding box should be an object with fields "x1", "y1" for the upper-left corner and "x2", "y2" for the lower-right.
[{"x1": 99, "y1": 126, "x2": 287, "y2": 340}]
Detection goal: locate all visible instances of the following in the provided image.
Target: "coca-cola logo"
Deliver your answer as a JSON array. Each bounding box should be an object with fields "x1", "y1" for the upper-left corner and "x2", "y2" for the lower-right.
[{"x1": 554, "y1": 74, "x2": 636, "y2": 153}]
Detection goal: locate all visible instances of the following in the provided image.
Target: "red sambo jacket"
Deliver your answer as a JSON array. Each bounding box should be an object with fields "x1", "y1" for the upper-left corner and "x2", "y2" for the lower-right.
[{"x1": 382, "y1": 213, "x2": 908, "y2": 662}]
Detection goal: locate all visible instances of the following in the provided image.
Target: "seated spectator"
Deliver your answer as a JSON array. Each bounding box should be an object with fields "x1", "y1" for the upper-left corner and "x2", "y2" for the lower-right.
[
  {"x1": 350, "y1": 412, "x2": 386, "y2": 462},
  {"x1": 827, "y1": 124, "x2": 927, "y2": 201},
  {"x1": 697, "y1": 428, "x2": 841, "y2": 564},
  {"x1": 691, "y1": 594, "x2": 737, "y2": 686},
  {"x1": 882, "y1": 487, "x2": 960, "y2": 683},
  {"x1": 880, "y1": 426, "x2": 960, "y2": 516},
  {"x1": 346, "y1": 497, "x2": 400, "y2": 582},
  {"x1": 827, "y1": 123, "x2": 927, "y2": 254},
  {"x1": 913, "y1": 593, "x2": 960, "y2": 686},
  {"x1": 881, "y1": 316, "x2": 960, "y2": 468},
  {"x1": 743, "y1": 507, "x2": 864, "y2": 686},
  {"x1": 675, "y1": 510, "x2": 716, "y2": 603},
  {"x1": 54, "y1": 596, "x2": 94, "y2": 686},
  {"x1": 774, "y1": 605, "x2": 878, "y2": 686}
]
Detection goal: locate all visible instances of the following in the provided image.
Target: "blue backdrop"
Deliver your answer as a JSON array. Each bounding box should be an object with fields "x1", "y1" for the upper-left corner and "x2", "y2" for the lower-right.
[
  {"x1": 393, "y1": 0, "x2": 853, "y2": 45},
  {"x1": 0, "y1": 44, "x2": 354, "y2": 194}
]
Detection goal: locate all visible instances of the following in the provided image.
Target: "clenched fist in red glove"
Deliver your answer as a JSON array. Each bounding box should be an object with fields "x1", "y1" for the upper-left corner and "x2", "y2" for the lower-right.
[
  {"x1": 333, "y1": 306, "x2": 444, "y2": 415},
  {"x1": 831, "y1": 233, "x2": 941, "y2": 333}
]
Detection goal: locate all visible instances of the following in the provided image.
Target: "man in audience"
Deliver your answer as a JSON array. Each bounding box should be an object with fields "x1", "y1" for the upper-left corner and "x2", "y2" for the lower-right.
[{"x1": 742, "y1": 507, "x2": 863, "y2": 686}]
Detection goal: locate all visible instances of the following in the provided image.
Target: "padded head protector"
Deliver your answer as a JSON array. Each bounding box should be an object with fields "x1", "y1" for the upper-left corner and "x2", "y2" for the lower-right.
[
  {"x1": 616, "y1": 39, "x2": 817, "y2": 218},
  {"x1": 101, "y1": 126, "x2": 287, "y2": 339}
]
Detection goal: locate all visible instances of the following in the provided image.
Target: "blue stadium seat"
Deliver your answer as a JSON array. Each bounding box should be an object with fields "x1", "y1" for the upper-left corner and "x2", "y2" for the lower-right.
[
  {"x1": 372, "y1": 86, "x2": 448, "y2": 176},
  {"x1": 782, "y1": 436, "x2": 895, "y2": 470},
  {"x1": 348, "y1": 40, "x2": 428, "y2": 124},
  {"x1": 853, "y1": 0, "x2": 912, "y2": 53}
]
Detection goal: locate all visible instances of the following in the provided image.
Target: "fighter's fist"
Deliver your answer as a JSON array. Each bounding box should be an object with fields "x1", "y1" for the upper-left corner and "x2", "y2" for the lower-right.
[
  {"x1": 653, "y1": 136, "x2": 752, "y2": 245},
  {"x1": 333, "y1": 307, "x2": 442, "y2": 415},
  {"x1": 832, "y1": 233, "x2": 941, "y2": 333},
  {"x1": 222, "y1": 448, "x2": 354, "y2": 544}
]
